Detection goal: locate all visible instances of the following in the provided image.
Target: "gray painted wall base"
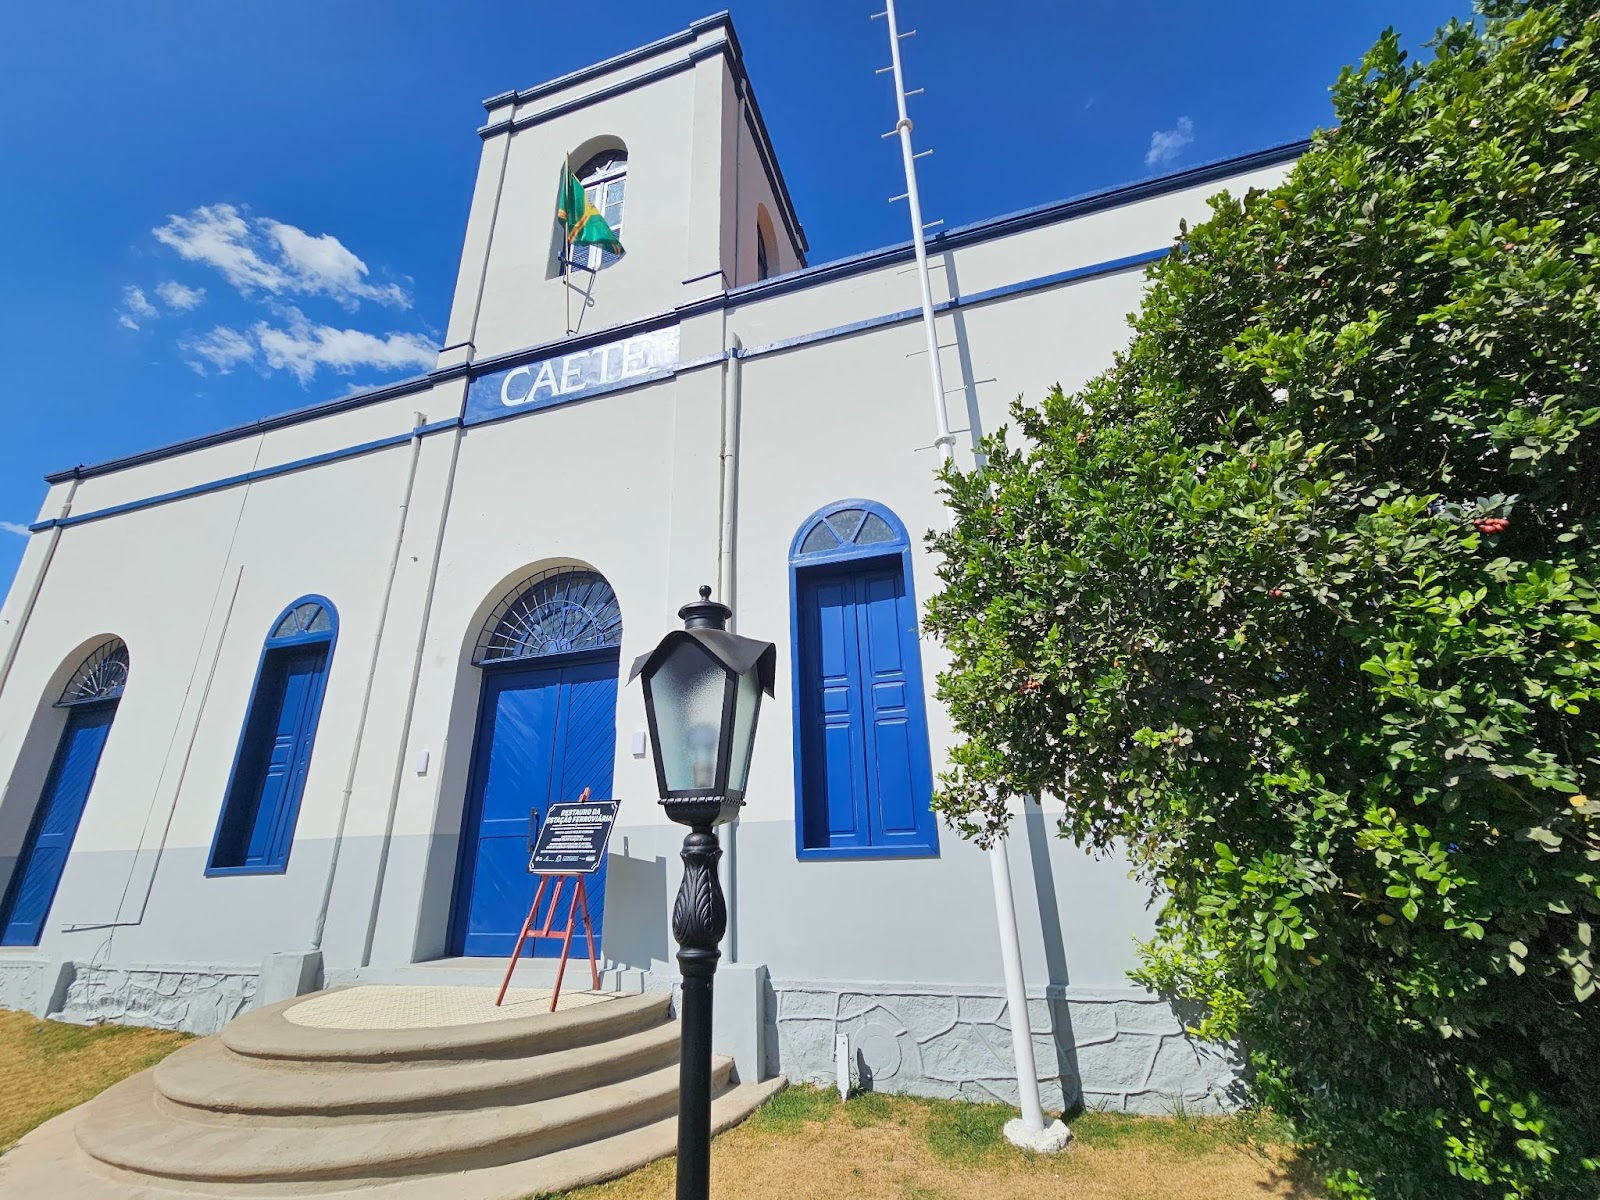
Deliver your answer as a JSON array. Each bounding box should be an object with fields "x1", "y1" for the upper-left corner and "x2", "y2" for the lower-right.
[
  {"x1": 257, "y1": 950, "x2": 323, "y2": 1006},
  {"x1": 711, "y1": 962, "x2": 768, "y2": 1083},
  {"x1": 773, "y1": 979, "x2": 1241, "y2": 1115}
]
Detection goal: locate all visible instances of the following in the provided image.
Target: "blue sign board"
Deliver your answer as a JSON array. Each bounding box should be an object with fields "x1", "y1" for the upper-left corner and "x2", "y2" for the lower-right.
[{"x1": 465, "y1": 327, "x2": 680, "y2": 426}]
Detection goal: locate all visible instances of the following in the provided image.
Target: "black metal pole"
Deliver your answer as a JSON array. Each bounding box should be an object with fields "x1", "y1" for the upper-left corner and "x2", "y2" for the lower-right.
[{"x1": 672, "y1": 822, "x2": 725, "y2": 1200}]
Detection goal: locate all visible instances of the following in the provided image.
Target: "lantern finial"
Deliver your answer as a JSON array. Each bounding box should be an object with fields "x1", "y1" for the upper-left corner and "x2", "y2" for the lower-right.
[{"x1": 678, "y1": 585, "x2": 731, "y2": 631}]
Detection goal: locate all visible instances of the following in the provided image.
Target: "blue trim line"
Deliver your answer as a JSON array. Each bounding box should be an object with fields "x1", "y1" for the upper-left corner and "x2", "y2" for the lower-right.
[
  {"x1": 43, "y1": 375, "x2": 441, "y2": 486},
  {"x1": 33, "y1": 419, "x2": 458, "y2": 533},
  {"x1": 38, "y1": 138, "x2": 1304, "y2": 487}
]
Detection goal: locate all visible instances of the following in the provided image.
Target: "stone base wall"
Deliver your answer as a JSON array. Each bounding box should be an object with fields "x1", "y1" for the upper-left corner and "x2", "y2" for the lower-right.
[
  {"x1": 53, "y1": 962, "x2": 258, "y2": 1035},
  {"x1": 0, "y1": 958, "x2": 48, "y2": 1015},
  {"x1": 772, "y1": 979, "x2": 1240, "y2": 1115}
]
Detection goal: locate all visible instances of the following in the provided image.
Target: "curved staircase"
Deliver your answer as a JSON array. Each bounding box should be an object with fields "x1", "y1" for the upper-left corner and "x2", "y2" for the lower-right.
[{"x1": 0, "y1": 989, "x2": 782, "y2": 1200}]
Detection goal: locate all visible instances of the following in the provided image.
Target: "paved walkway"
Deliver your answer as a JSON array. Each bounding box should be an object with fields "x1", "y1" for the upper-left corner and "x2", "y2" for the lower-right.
[{"x1": 284, "y1": 984, "x2": 613, "y2": 1030}]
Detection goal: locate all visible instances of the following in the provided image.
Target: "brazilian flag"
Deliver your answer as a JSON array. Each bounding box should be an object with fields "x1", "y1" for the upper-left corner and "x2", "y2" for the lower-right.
[{"x1": 556, "y1": 165, "x2": 624, "y2": 259}]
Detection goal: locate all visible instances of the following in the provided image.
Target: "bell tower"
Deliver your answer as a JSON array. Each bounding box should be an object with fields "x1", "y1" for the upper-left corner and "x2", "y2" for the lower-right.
[{"x1": 437, "y1": 13, "x2": 807, "y2": 369}]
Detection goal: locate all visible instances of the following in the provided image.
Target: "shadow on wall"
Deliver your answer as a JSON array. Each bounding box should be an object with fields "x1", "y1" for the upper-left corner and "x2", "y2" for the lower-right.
[
  {"x1": 1025, "y1": 799, "x2": 1084, "y2": 1107},
  {"x1": 601, "y1": 847, "x2": 668, "y2": 970}
]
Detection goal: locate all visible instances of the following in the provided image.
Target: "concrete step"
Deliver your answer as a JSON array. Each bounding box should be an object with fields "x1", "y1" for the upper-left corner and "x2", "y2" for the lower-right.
[
  {"x1": 0, "y1": 1077, "x2": 787, "y2": 1200},
  {"x1": 0, "y1": 983, "x2": 782, "y2": 1200},
  {"x1": 154, "y1": 1020, "x2": 682, "y2": 1119},
  {"x1": 77, "y1": 1057, "x2": 733, "y2": 1185},
  {"x1": 221, "y1": 990, "x2": 671, "y2": 1064}
]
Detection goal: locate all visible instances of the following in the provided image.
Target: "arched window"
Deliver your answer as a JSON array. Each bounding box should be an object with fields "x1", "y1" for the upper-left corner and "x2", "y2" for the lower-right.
[
  {"x1": 0, "y1": 638, "x2": 129, "y2": 945},
  {"x1": 789, "y1": 500, "x2": 939, "y2": 859},
  {"x1": 476, "y1": 568, "x2": 622, "y2": 664},
  {"x1": 208, "y1": 597, "x2": 338, "y2": 874},
  {"x1": 569, "y1": 150, "x2": 627, "y2": 274}
]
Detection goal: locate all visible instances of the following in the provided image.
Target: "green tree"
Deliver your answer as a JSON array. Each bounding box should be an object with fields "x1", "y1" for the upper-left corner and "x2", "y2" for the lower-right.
[{"x1": 923, "y1": 3, "x2": 1598, "y2": 1195}]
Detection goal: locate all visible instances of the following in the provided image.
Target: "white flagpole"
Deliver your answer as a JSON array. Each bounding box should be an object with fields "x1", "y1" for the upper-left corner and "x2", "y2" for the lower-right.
[
  {"x1": 564, "y1": 156, "x2": 574, "y2": 336},
  {"x1": 875, "y1": 0, "x2": 1068, "y2": 1152}
]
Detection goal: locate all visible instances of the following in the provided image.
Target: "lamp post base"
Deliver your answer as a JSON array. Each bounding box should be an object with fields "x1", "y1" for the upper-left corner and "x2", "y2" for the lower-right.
[{"x1": 672, "y1": 823, "x2": 726, "y2": 1200}]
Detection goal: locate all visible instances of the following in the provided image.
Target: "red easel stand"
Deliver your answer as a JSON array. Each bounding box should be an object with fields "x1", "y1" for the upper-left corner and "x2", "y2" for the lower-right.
[{"x1": 495, "y1": 871, "x2": 600, "y2": 1012}]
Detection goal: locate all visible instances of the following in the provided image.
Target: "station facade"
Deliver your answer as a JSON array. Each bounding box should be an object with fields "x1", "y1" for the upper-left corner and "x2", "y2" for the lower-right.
[{"x1": 0, "y1": 14, "x2": 1301, "y2": 1112}]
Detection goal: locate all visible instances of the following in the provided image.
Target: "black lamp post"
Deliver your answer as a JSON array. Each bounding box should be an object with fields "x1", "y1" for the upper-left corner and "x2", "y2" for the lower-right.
[{"x1": 629, "y1": 586, "x2": 775, "y2": 1200}]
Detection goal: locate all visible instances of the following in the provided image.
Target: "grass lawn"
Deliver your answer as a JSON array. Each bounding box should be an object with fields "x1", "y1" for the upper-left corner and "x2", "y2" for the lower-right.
[
  {"x1": 0, "y1": 1009, "x2": 191, "y2": 1151},
  {"x1": 540, "y1": 1085, "x2": 1325, "y2": 1200}
]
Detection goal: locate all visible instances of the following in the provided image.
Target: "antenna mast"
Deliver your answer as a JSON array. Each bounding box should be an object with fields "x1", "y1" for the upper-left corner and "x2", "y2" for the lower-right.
[{"x1": 872, "y1": 0, "x2": 1069, "y2": 1151}]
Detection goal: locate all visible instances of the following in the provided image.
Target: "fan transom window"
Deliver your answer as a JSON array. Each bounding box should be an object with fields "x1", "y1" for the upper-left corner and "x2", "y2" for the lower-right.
[
  {"x1": 478, "y1": 569, "x2": 623, "y2": 664},
  {"x1": 58, "y1": 640, "x2": 129, "y2": 707}
]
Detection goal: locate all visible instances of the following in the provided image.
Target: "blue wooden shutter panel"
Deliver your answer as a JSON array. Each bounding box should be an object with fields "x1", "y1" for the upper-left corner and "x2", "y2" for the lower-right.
[
  {"x1": 208, "y1": 598, "x2": 338, "y2": 875},
  {"x1": 791, "y1": 500, "x2": 939, "y2": 860}
]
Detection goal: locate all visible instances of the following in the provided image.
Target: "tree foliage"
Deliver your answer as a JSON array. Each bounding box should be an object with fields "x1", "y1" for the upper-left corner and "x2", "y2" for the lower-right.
[{"x1": 923, "y1": 3, "x2": 1599, "y2": 1195}]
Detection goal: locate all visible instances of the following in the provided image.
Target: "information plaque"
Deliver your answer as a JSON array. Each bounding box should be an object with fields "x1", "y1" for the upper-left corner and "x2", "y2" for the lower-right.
[{"x1": 528, "y1": 800, "x2": 619, "y2": 875}]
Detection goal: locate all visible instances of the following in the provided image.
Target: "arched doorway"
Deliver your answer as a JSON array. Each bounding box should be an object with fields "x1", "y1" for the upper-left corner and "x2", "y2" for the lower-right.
[
  {"x1": 449, "y1": 568, "x2": 622, "y2": 957},
  {"x1": 0, "y1": 639, "x2": 129, "y2": 945}
]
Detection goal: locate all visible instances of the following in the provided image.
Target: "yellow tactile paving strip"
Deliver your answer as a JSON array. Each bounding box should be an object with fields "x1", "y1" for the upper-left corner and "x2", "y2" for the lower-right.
[{"x1": 283, "y1": 985, "x2": 613, "y2": 1030}]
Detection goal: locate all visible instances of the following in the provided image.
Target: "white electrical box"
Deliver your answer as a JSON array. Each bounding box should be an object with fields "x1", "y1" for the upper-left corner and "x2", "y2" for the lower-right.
[
  {"x1": 414, "y1": 749, "x2": 430, "y2": 776},
  {"x1": 629, "y1": 730, "x2": 647, "y2": 757}
]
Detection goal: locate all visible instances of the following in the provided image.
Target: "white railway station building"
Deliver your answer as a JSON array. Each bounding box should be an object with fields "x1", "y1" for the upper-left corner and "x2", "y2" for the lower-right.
[{"x1": 0, "y1": 13, "x2": 1301, "y2": 1112}]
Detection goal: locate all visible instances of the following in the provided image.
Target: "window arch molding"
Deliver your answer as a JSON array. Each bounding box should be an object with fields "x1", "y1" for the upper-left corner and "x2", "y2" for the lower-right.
[
  {"x1": 207, "y1": 595, "x2": 339, "y2": 876},
  {"x1": 474, "y1": 567, "x2": 623, "y2": 667},
  {"x1": 788, "y1": 498, "x2": 939, "y2": 859}
]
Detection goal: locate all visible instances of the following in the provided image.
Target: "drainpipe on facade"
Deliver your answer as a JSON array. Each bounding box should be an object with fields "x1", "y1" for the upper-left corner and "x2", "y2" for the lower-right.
[
  {"x1": 877, "y1": 0, "x2": 1067, "y2": 1151},
  {"x1": 716, "y1": 335, "x2": 743, "y2": 962},
  {"x1": 310, "y1": 413, "x2": 427, "y2": 952},
  {"x1": 360, "y1": 417, "x2": 466, "y2": 967}
]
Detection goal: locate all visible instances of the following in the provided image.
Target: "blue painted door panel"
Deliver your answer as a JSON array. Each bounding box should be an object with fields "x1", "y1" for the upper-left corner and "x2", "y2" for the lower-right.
[
  {"x1": 1, "y1": 703, "x2": 116, "y2": 946},
  {"x1": 219, "y1": 646, "x2": 327, "y2": 869},
  {"x1": 457, "y1": 655, "x2": 618, "y2": 958},
  {"x1": 798, "y1": 562, "x2": 933, "y2": 853}
]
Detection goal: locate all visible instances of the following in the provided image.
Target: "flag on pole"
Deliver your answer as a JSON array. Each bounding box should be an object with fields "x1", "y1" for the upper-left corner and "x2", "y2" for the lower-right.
[{"x1": 556, "y1": 166, "x2": 624, "y2": 258}]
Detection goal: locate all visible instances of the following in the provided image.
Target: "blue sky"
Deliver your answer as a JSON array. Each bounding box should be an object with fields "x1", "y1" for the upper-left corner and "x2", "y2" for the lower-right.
[{"x1": 0, "y1": 0, "x2": 1465, "y2": 596}]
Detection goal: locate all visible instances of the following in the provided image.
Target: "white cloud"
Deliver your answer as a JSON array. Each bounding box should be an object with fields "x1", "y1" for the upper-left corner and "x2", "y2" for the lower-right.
[
  {"x1": 118, "y1": 313, "x2": 142, "y2": 331},
  {"x1": 123, "y1": 285, "x2": 158, "y2": 318},
  {"x1": 263, "y1": 222, "x2": 409, "y2": 309},
  {"x1": 1, "y1": 521, "x2": 30, "y2": 537},
  {"x1": 155, "y1": 280, "x2": 206, "y2": 311},
  {"x1": 253, "y1": 307, "x2": 434, "y2": 384},
  {"x1": 179, "y1": 309, "x2": 434, "y2": 383},
  {"x1": 1145, "y1": 116, "x2": 1195, "y2": 168},
  {"x1": 151, "y1": 204, "x2": 409, "y2": 309},
  {"x1": 153, "y1": 204, "x2": 286, "y2": 294},
  {"x1": 183, "y1": 326, "x2": 257, "y2": 375}
]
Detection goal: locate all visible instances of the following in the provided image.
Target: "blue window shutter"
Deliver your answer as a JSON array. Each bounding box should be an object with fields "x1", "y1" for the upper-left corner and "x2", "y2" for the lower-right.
[
  {"x1": 208, "y1": 597, "x2": 338, "y2": 875},
  {"x1": 791, "y1": 501, "x2": 939, "y2": 860}
]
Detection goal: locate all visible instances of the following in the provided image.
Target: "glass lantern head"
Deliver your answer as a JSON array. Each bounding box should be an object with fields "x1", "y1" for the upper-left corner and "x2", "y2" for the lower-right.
[{"x1": 629, "y1": 588, "x2": 776, "y2": 826}]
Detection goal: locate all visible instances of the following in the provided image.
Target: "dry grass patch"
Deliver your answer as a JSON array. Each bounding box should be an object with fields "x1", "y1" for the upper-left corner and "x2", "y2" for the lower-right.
[
  {"x1": 0, "y1": 1009, "x2": 190, "y2": 1150},
  {"x1": 539, "y1": 1085, "x2": 1324, "y2": 1200}
]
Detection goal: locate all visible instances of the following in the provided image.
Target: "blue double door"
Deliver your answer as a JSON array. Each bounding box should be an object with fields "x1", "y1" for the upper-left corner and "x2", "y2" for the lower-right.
[
  {"x1": 1, "y1": 702, "x2": 117, "y2": 946},
  {"x1": 797, "y1": 560, "x2": 936, "y2": 853},
  {"x1": 454, "y1": 653, "x2": 619, "y2": 957}
]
